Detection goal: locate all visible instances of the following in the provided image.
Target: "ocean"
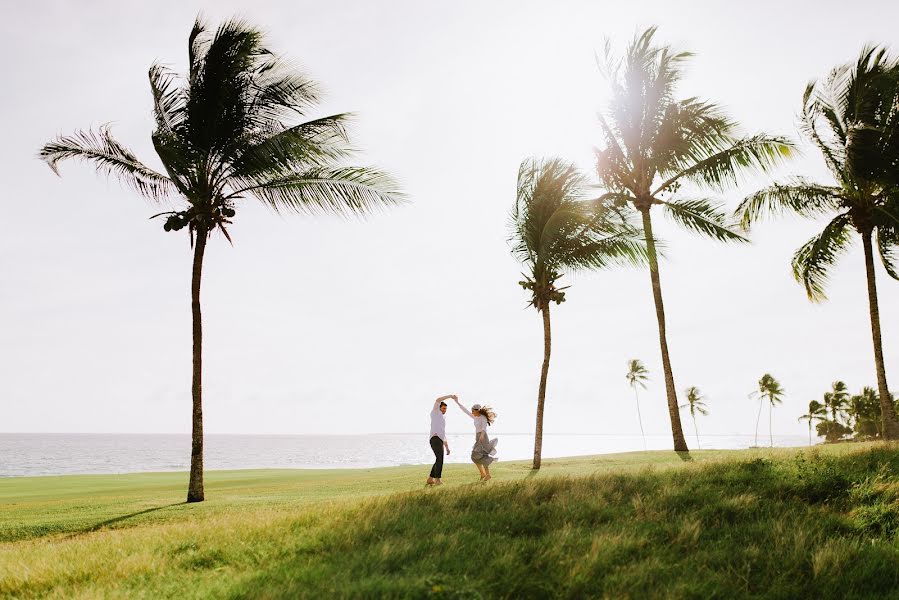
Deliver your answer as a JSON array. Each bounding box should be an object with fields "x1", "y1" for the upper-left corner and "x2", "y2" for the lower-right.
[{"x1": 0, "y1": 432, "x2": 813, "y2": 477}]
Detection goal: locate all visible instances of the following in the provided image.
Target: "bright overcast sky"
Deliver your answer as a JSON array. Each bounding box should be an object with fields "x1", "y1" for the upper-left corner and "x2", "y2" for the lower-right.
[{"x1": 2, "y1": 0, "x2": 899, "y2": 439}]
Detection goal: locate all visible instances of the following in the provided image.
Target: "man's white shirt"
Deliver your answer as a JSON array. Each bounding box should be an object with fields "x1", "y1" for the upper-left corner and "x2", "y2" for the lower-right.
[{"x1": 430, "y1": 400, "x2": 446, "y2": 441}]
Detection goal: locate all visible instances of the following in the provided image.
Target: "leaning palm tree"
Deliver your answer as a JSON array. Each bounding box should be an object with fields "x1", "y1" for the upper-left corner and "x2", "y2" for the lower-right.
[
  {"x1": 798, "y1": 400, "x2": 826, "y2": 446},
  {"x1": 510, "y1": 158, "x2": 645, "y2": 469},
  {"x1": 593, "y1": 27, "x2": 794, "y2": 451},
  {"x1": 679, "y1": 386, "x2": 708, "y2": 449},
  {"x1": 39, "y1": 18, "x2": 401, "y2": 502},
  {"x1": 752, "y1": 374, "x2": 784, "y2": 447},
  {"x1": 737, "y1": 46, "x2": 899, "y2": 439},
  {"x1": 625, "y1": 359, "x2": 649, "y2": 450}
]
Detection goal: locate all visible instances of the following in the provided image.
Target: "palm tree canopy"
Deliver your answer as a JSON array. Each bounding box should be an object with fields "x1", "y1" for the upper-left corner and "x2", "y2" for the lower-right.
[
  {"x1": 757, "y1": 373, "x2": 785, "y2": 406},
  {"x1": 798, "y1": 399, "x2": 827, "y2": 422},
  {"x1": 824, "y1": 380, "x2": 851, "y2": 415},
  {"x1": 626, "y1": 359, "x2": 649, "y2": 390},
  {"x1": 680, "y1": 386, "x2": 709, "y2": 416},
  {"x1": 510, "y1": 158, "x2": 647, "y2": 310},
  {"x1": 40, "y1": 17, "x2": 402, "y2": 239},
  {"x1": 736, "y1": 46, "x2": 899, "y2": 300},
  {"x1": 849, "y1": 386, "x2": 883, "y2": 422},
  {"x1": 594, "y1": 27, "x2": 793, "y2": 239}
]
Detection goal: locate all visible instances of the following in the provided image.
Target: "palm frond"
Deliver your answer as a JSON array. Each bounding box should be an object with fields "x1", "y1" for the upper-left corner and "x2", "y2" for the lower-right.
[
  {"x1": 148, "y1": 63, "x2": 187, "y2": 137},
  {"x1": 39, "y1": 127, "x2": 174, "y2": 201},
  {"x1": 654, "y1": 134, "x2": 795, "y2": 194},
  {"x1": 735, "y1": 180, "x2": 843, "y2": 229},
  {"x1": 661, "y1": 198, "x2": 746, "y2": 242},
  {"x1": 876, "y1": 223, "x2": 899, "y2": 280},
  {"x1": 231, "y1": 166, "x2": 404, "y2": 216},
  {"x1": 791, "y1": 213, "x2": 854, "y2": 301},
  {"x1": 229, "y1": 114, "x2": 352, "y2": 179}
]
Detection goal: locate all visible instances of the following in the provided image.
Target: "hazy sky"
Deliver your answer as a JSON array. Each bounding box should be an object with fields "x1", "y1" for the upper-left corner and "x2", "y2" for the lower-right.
[{"x1": 2, "y1": 0, "x2": 899, "y2": 440}]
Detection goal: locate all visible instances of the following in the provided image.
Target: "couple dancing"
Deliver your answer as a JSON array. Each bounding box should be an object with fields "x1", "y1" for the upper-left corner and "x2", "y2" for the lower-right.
[{"x1": 427, "y1": 394, "x2": 498, "y2": 485}]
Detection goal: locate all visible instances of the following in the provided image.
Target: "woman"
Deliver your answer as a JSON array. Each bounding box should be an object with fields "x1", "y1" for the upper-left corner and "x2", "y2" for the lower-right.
[{"x1": 454, "y1": 398, "x2": 498, "y2": 481}]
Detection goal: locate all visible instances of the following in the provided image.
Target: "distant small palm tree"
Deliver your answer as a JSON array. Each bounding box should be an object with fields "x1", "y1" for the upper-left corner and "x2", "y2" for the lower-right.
[
  {"x1": 510, "y1": 158, "x2": 646, "y2": 470},
  {"x1": 823, "y1": 381, "x2": 850, "y2": 436},
  {"x1": 798, "y1": 400, "x2": 826, "y2": 445},
  {"x1": 753, "y1": 374, "x2": 785, "y2": 447},
  {"x1": 850, "y1": 386, "x2": 884, "y2": 437},
  {"x1": 39, "y1": 18, "x2": 401, "y2": 502},
  {"x1": 593, "y1": 28, "x2": 794, "y2": 452},
  {"x1": 625, "y1": 359, "x2": 650, "y2": 450},
  {"x1": 679, "y1": 386, "x2": 708, "y2": 449}
]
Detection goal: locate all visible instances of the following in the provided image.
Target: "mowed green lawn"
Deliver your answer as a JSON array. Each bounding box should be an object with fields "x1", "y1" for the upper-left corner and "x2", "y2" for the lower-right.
[{"x1": 3, "y1": 442, "x2": 899, "y2": 598}]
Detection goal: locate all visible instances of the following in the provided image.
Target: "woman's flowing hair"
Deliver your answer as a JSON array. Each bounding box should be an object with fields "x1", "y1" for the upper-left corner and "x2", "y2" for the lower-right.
[{"x1": 479, "y1": 405, "x2": 497, "y2": 426}]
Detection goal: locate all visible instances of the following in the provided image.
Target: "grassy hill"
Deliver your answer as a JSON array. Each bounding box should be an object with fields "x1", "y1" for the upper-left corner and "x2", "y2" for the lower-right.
[{"x1": 3, "y1": 443, "x2": 899, "y2": 598}]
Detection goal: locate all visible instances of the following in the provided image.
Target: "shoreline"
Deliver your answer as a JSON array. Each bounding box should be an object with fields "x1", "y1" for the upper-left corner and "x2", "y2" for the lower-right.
[{"x1": 0, "y1": 442, "x2": 836, "y2": 482}]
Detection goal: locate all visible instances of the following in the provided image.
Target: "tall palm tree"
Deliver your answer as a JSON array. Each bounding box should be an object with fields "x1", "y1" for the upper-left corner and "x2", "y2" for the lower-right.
[
  {"x1": 39, "y1": 18, "x2": 401, "y2": 502},
  {"x1": 736, "y1": 47, "x2": 899, "y2": 439},
  {"x1": 679, "y1": 386, "x2": 708, "y2": 449},
  {"x1": 798, "y1": 400, "x2": 826, "y2": 445},
  {"x1": 510, "y1": 158, "x2": 645, "y2": 469},
  {"x1": 593, "y1": 28, "x2": 794, "y2": 451},
  {"x1": 625, "y1": 359, "x2": 649, "y2": 450},
  {"x1": 752, "y1": 374, "x2": 784, "y2": 447}
]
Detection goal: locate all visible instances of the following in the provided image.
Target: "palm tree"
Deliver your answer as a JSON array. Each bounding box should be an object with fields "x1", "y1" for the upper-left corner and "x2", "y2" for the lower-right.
[
  {"x1": 39, "y1": 18, "x2": 401, "y2": 502},
  {"x1": 679, "y1": 386, "x2": 708, "y2": 449},
  {"x1": 510, "y1": 158, "x2": 645, "y2": 469},
  {"x1": 798, "y1": 400, "x2": 826, "y2": 445},
  {"x1": 593, "y1": 28, "x2": 794, "y2": 451},
  {"x1": 625, "y1": 359, "x2": 649, "y2": 450},
  {"x1": 736, "y1": 47, "x2": 899, "y2": 439},
  {"x1": 752, "y1": 374, "x2": 785, "y2": 447},
  {"x1": 850, "y1": 386, "x2": 883, "y2": 437},
  {"x1": 823, "y1": 381, "x2": 850, "y2": 436}
]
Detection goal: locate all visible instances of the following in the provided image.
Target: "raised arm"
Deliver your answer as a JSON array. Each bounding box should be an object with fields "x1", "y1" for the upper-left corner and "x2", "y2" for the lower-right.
[
  {"x1": 433, "y1": 394, "x2": 455, "y2": 411},
  {"x1": 454, "y1": 397, "x2": 473, "y2": 418}
]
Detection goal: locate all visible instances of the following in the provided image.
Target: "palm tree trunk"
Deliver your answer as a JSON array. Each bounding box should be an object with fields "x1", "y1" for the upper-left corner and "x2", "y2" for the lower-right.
[
  {"x1": 861, "y1": 231, "x2": 899, "y2": 440},
  {"x1": 693, "y1": 415, "x2": 700, "y2": 449},
  {"x1": 634, "y1": 389, "x2": 647, "y2": 451},
  {"x1": 808, "y1": 421, "x2": 812, "y2": 446},
  {"x1": 533, "y1": 305, "x2": 552, "y2": 470},
  {"x1": 640, "y1": 208, "x2": 688, "y2": 452},
  {"x1": 754, "y1": 398, "x2": 763, "y2": 447},
  {"x1": 769, "y1": 402, "x2": 773, "y2": 447},
  {"x1": 187, "y1": 226, "x2": 208, "y2": 503}
]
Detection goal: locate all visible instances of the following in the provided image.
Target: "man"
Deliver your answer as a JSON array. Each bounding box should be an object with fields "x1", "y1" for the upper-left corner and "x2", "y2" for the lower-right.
[{"x1": 427, "y1": 394, "x2": 455, "y2": 485}]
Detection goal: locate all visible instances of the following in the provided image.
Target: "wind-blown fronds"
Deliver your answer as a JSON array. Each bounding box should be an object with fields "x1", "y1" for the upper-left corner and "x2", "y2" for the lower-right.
[
  {"x1": 791, "y1": 213, "x2": 854, "y2": 302},
  {"x1": 736, "y1": 180, "x2": 843, "y2": 229},
  {"x1": 876, "y1": 222, "x2": 899, "y2": 280},
  {"x1": 510, "y1": 157, "x2": 646, "y2": 310},
  {"x1": 593, "y1": 27, "x2": 794, "y2": 234},
  {"x1": 742, "y1": 44, "x2": 899, "y2": 298},
  {"x1": 231, "y1": 167, "x2": 401, "y2": 217},
  {"x1": 40, "y1": 16, "x2": 402, "y2": 237},
  {"x1": 40, "y1": 127, "x2": 175, "y2": 202},
  {"x1": 655, "y1": 134, "x2": 793, "y2": 194},
  {"x1": 662, "y1": 199, "x2": 746, "y2": 242}
]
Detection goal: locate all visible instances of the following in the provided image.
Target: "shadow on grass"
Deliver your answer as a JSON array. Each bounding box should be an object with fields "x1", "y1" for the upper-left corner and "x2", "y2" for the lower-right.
[
  {"x1": 676, "y1": 451, "x2": 693, "y2": 462},
  {"x1": 66, "y1": 503, "x2": 185, "y2": 538}
]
